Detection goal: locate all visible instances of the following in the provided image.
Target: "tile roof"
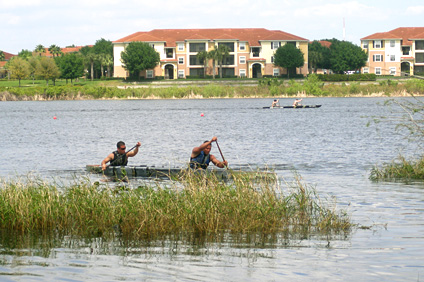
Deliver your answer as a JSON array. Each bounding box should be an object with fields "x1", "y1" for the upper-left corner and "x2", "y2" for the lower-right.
[
  {"x1": 113, "y1": 28, "x2": 308, "y2": 47},
  {"x1": 361, "y1": 27, "x2": 424, "y2": 46}
]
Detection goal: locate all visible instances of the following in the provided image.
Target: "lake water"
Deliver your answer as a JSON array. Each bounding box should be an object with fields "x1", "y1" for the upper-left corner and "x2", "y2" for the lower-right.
[{"x1": 0, "y1": 97, "x2": 423, "y2": 281}]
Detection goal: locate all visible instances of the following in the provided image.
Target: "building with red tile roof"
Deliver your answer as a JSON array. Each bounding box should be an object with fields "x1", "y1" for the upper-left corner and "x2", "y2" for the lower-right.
[
  {"x1": 113, "y1": 28, "x2": 309, "y2": 79},
  {"x1": 0, "y1": 51, "x2": 17, "y2": 77},
  {"x1": 360, "y1": 27, "x2": 424, "y2": 76}
]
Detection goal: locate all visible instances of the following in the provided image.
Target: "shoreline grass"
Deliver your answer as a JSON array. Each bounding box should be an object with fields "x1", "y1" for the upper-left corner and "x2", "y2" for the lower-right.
[
  {"x1": 1, "y1": 77, "x2": 423, "y2": 101},
  {"x1": 370, "y1": 155, "x2": 424, "y2": 181},
  {"x1": 0, "y1": 171, "x2": 352, "y2": 241}
]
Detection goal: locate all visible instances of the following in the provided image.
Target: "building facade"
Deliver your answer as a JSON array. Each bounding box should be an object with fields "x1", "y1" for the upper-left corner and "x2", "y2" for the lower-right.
[
  {"x1": 113, "y1": 28, "x2": 309, "y2": 79},
  {"x1": 361, "y1": 27, "x2": 424, "y2": 76}
]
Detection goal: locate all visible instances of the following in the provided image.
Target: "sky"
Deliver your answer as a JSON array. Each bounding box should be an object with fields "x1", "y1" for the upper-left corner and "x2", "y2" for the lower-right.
[{"x1": 1, "y1": 0, "x2": 424, "y2": 55}]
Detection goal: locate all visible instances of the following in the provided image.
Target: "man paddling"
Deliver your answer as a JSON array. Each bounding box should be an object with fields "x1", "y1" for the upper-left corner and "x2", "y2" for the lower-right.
[
  {"x1": 190, "y1": 136, "x2": 228, "y2": 169},
  {"x1": 101, "y1": 141, "x2": 141, "y2": 171}
]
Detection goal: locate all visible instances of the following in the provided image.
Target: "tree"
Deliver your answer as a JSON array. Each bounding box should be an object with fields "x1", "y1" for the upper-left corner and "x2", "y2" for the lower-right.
[
  {"x1": 216, "y1": 45, "x2": 230, "y2": 78},
  {"x1": 308, "y1": 41, "x2": 331, "y2": 72},
  {"x1": 196, "y1": 50, "x2": 209, "y2": 78},
  {"x1": 308, "y1": 51, "x2": 323, "y2": 74},
  {"x1": 273, "y1": 43, "x2": 305, "y2": 78},
  {"x1": 18, "y1": 49, "x2": 33, "y2": 60},
  {"x1": 0, "y1": 51, "x2": 5, "y2": 61},
  {"x1": 6, "y1": 57, "x2": 30, "y2": 87},
  {"x1": 208, "y1": 47, "x2": 219, "y2": 79},
  {"x1": 328, "y1": 40, "x2": 367, "y2": 74},
  {"x1": 34, "y1": 44, "x2": 46, "y2": 57},
  {"x1": 93, "y1": 38, "x2": 113, "y2": 78},
  {"x1": 28, "y1": 57, "x2": 40, "y2": 84},
  {"x1": 120, "y1": 42, "x2": 160, "y2": 78},
  {"x1": 56, "y1": 53, "x2": 84, "y2": 83},
  {"x1": 36, "y1": 57, "x2": 60, "y2": 86},
  {"x1": 48, "y1": 44, "x2": 63, "y2": 58}
]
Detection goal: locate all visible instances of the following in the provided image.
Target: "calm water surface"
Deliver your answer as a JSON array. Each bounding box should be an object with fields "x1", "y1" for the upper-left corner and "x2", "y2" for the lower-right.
[{"x1": 0, "y1": 97, "x2": 423, "y2": 281}]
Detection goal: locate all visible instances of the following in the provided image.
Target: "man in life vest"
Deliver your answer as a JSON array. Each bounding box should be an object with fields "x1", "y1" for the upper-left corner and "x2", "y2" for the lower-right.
[
  {"x1": 190, "y1": 136, "x2": 228, "y2": 169},
  {"x1": 101, "y1": 141, "x2": 141, "y2": 171}
]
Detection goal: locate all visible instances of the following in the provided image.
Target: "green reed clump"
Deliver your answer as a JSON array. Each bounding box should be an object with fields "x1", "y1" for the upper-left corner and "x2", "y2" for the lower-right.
[
  {"x1": 370, "y1": 154, "x2": 424, "y2": 180},
  {"x1": 0, "y1": 171, "x2": 351, "y2": 240}
]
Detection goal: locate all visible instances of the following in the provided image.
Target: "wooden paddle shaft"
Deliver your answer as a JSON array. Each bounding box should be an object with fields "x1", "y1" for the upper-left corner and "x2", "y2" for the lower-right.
[{"x1": 215, "y1": 141, "x2": 226, "y2": 163}]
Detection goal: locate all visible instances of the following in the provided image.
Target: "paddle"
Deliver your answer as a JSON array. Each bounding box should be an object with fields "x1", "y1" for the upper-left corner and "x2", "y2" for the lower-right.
[{"x1": 215, "y1": 140, "x2": 228, "y2": 169}]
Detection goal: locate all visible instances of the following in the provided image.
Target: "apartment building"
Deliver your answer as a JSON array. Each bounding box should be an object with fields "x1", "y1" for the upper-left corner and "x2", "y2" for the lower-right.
[
  {"x1": 361, "y1": 27, "x2": 424, "y2": 76},
  {"x1": 112, "y1": 28, "x2": 309, "y2": 79}
]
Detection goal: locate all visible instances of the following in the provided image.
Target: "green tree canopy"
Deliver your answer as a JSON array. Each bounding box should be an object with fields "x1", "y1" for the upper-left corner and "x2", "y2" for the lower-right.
[
  {"x1": 196, "y1": 50, "x2": 209, "y2": 78},
  {"x1": 34, "y1": 44, "x2": 45, "y2": 56},
  {"x1": 18, "y1": 49, "x2": 33, "y2": 60},
  {"x1": 308, "y1": 41, "x2": 331, "y2": 72},
  {"x1": 6, "y1": 57, "x2": 30, "y2": 87},
  {"x1": 48, "y1": 44, "x2": 63, "y2": 58},
  {"x1": 56, "y1": 53, "x2": 84, "y2": 83},
  {"x1": 0, "y1": 50, "x2": 6, "y2": 61},
  {"x1": 120, "y1": 42, "x2": 160, "y2": 78},
  {"x1": 328, "y1": 39, "x2": 367, "y2": 74},
  {"x1": 273, "y1": 43, "x2": 305, "y2": 78},
  {"x1": 36, "y1": 57, "x2": 61, "y2": 86},
  {"x1": 28, "y1": 57, "x2": 40, "y2": 84}
]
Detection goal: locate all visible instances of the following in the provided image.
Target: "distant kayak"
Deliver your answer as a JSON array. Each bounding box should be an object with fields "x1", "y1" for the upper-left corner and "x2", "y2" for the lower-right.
[{"x1": 263, "y1": 105, "x2": 322, "y2": 109}]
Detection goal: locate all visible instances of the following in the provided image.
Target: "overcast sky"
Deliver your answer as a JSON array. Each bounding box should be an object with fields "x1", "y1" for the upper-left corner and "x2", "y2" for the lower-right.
[{"x1": 1, "y1": 0, "x2": 423, "y2": 54}]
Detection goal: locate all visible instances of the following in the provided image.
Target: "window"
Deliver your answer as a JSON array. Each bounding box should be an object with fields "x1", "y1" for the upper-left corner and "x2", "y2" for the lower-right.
[
  {"x1": 271, "y1": 56, "x2": 274, "y2": 63},
  {"x1": 178, "y1": 70, "x2": 185, "y2": 78},
  {"x1": 189, "y1": 68, "x2": 204, "y2": 77},
  {"x1": 239, "y1": 69, "x2": 246, "y2": 77},
  {"x1": 239, "y1": 56, "x2": 246, "y2": 64},
  {"x1": 416, "y1": 40, "x2": 424, "y2": 50},
  {"x1": 390, "y1": 40, "x2": 395, "y2": 47},
  {"x1": 178, "y1": 57, "x2": 184, "y2": 64},
  {"x1": 363, "y1": 67, "x2": 369, "y2": 74},
  {"x1": 390, "y1": 55, "x2": 395, "y2": 61},
  {"x1": 146, "y1": 70, "x2": 153, "y2": 78},
  {"x1": 189, "y1": 43, "x2": 205, "y2": 52},
  {"x1": 374, "y1": 40, "x2": 382, "y2": 48},
  {"x1": 218, "y1": 42, "x2": 235, "y2": 52},
  {"x1": 271, "y1": 42, "x2": 280, "y2": 49},
  {"x1": 239, "y1": 42, "x2": 246, "y2": 51},
  {"x1": 363, "y1": 41, "x2": 368, "y2": 49},
  {"x1": 375, "y1": 67, "x2": 381, "y2": 75},
  {"x1": 165, "y1": 48, "x2": 173, "y2": 59},
  {"x1": 178, "y1": 43, "x2": 184, "y2": 51},
  {"x1": 416, "y1": 53, "x2": 424, "y2": 63},
  {"x1": 273, "y1": 68, "x2": 280, "y2": 76},
  {"x1": 251, "y1": 47, "x2": 260, "y2": 57},
  {"x1": 402, "y1": 47, "x2": 410, "y2": 55},
  {"x1": 389, "y1": 67, "x2": 396, "y2": 75},
  {"x1": 222, "y1": 55, "x2": 235, "y2": 65},
  {"x1": 373, "y1": 54, "x2": 383, "y2": 62},
  {"x1": 189, "y1": 55, "x2": 202, "y2": 66}
]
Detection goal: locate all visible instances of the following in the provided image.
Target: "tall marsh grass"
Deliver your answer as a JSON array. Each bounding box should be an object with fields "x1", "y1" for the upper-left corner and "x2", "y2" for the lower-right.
[
  {"x1": 370, "y1": 155, "x2": 424, "y2": 180},
  {"x1": 0, "y1": 171, "x2": 352, "y2": 240}
]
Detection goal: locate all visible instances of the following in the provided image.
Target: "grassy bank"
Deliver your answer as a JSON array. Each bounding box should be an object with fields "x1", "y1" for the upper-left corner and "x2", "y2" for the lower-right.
[
  {"x1": 0, "y1": 171, "x2": 352, "y2": 240},
  {"x1": 370, "y1": 155, "x2": 424, "y2": 181},
  {"x1": 1, "y1": 76, "x2": 423, "y2": 100}
]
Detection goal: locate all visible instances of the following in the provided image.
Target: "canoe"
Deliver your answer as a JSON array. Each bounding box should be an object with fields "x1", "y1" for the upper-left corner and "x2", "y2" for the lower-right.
[
  {"x1": 86, "y1": 165, "x2": 276, "y2": 181},
  {"x1": 263, "y1": 105, "x2": 321, "y2": 109}
]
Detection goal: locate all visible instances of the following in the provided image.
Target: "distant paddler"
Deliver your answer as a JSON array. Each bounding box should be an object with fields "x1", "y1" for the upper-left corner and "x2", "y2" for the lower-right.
[
  {"x1": 101, "y1": 141, "x2": 141, "y2": 171},
  {"x1": 293, "y1": 98, "x2": 303, "y2": 107},
  {"x1": 271, "y1": 99, "x2": 280, "y2": 108},
  {"x1": 190, "y1": 136, "x2": 228, "y2": 169}
]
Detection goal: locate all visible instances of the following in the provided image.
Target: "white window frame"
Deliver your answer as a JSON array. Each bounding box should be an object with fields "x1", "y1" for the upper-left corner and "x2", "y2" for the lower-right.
[
  {"x1": 178, "y1": 43, "x2": 184, "y2": 51},
  {"x1": 374, "y1": 54, "x2": 382, "y2": 62},
  {"x1": 239, "y1": 56, "x2": 246, "y2": 64},
  {"x1": 146, "y1": 70, "x2": 153, "y2": 79},
  {"x1": 239, "y1": 69, "x2": 246, "y2": 77},
  {"x1": 375, "y1": 67, "x2": 381, "y2": 75},
  {"x1": 273, "y1": 68, "x2": 280, "y2": 76},
  {"x1": 178, "y1": 70, "x2": 185, "y2": 78},
  {"x1": 271, "y1": 42, "x2": 280, "y2": 50},
  {"x1": 363, "y1": 41, "x2": 368, "y2": 49},
  {"x1": 390, "y1": 40, "x2": 395, "y2": 47},
  {"x1": 390, "y1": 55, "x2": 395, "y2": 61},
  {"x1": 374, "y1": 40, "x2": 382, "y2": 48},
  {"x1": 239, "y1": 42, "x2": 246, "y2": 51},
  {"x1": 363, "y1": 67, "x2": 369, "y2": 74},
  {"x1": 389, "y1": 67, "x2": 396, "y2": 75},
  {"x1": 178, "y1": 57, "x2": 184, "y2": 64}
]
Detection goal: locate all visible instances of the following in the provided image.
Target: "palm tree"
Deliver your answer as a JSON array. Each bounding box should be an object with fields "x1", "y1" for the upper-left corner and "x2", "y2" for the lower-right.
[
  {"x1": 34, "y1": 44, "x2": 46, "y2": 57},
  {"x1": 0, "y1": 51, "x2": 5, "y2": 61},
  {"x1": 196, "y1": 50, "x2": 209, "y2": 78},
  {"x1": 104, "y1": 54, "x2": 113, "y2": 78},
  {"x1": 216, "y1": 45, "x2": 230, "y2": 78},
  {"x1": 208, "y1": 47, "x2": 219, "y2": 79},
  {"x1": 48, "y1": 45, "x2": 63, "y2": 58},
  {"x1": 85, "y1": 52, "x2": 97, "y2": 81},
  {"x1": 98, "y1": 53, "x2": 113, "y2": 78}
]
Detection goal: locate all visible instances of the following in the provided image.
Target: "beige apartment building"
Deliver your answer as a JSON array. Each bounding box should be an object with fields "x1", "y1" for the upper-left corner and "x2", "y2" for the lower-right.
[
  {"x1": 112, "y1": 28, "x2": 309, "y2": 79},
  {"x1": 361, "y1": 27, "x2": 424, "y2": 76}
]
